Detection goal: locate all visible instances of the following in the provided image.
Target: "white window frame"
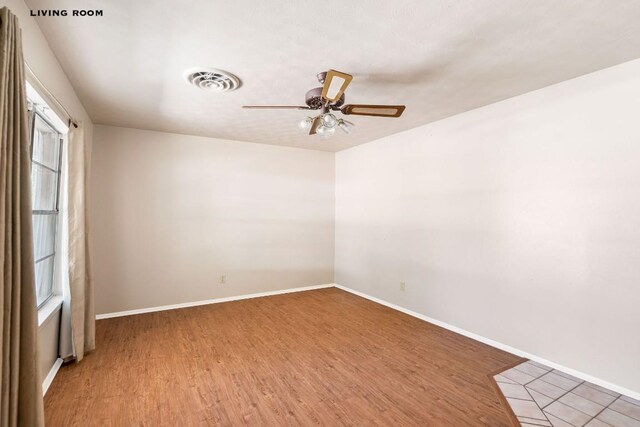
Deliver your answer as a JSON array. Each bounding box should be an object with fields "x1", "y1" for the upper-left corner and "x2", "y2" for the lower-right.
[
  {"x1": 26, "y1": 81, "x2": 69, "y2": 317},
  {"x1": 30, "y1": 109, "x2": 64, "y2": 308}
]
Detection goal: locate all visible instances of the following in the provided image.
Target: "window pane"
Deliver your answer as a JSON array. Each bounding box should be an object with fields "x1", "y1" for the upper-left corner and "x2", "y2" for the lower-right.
[
  {"x1": 35, "y1": 256, "x2": 54, "y2": 307},
  {"x1": 31, "y1": 163, "x2": 59, "y2": 210},
  {"x1": 30, "y1": 111, "x2": 63, "y2": 308},
  {"x1": 32, "y1": 115, "x2": 61, "y2": 170},
  {"x1": 32, "y1": 213, "x2": 56, "y2": 261}
]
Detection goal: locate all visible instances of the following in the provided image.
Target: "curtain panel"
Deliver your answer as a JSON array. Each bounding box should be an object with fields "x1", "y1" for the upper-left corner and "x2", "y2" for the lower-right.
[
  {"x1": 0, "y1": 7, "x2": 45, "y2": 426},
  {"x1": 66, "y1": 123, "x2": 95, "y2": 361}
]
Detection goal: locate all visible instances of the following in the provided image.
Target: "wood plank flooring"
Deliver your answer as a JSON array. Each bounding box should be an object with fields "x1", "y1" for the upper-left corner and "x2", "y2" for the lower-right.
[{"x1": 44, "y1": 287, "x2": 522, "y2": 426}]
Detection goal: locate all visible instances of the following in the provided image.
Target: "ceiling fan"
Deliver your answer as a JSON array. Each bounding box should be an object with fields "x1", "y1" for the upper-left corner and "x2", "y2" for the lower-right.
[{"x1": 242, "y1": 70, "x2": 406, "y2": 139}]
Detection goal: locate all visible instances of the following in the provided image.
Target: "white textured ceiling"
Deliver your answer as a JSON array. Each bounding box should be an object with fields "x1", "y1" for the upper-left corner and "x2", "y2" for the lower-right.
[{"x1": 26, "y1": 0, "x2": 640, "y2": 151}]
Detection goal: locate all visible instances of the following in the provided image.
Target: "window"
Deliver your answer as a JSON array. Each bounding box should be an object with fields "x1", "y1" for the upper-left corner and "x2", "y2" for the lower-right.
[{"x1": 30, "y1": 111, "x2": 63, "y2": 307}]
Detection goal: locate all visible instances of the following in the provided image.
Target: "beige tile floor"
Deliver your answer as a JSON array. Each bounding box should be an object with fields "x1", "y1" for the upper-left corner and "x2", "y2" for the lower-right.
[{"x1": 495, "y1": 361, "x2": 640, "y2": 427}]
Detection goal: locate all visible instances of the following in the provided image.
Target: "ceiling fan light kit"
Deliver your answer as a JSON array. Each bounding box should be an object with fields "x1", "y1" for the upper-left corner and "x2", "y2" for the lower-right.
[{"x1": 243, "y1": 69, "x2": 406, "y2": 140}]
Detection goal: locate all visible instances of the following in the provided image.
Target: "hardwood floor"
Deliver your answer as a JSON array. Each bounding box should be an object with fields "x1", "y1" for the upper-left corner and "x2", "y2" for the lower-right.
[{"x1": 45, "y1": 288, "x2": 522, "y2": 426}]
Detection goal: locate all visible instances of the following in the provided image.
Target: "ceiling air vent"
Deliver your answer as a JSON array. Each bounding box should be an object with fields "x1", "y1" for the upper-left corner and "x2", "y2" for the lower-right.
[{"x1": 184, "y1": 68, "x2": 241, "y2": 92}]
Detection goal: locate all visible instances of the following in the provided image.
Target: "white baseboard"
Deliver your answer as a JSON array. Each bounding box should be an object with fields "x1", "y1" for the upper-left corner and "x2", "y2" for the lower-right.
[
  {"x1": 95, "y1": 284, "x2": 334, "y2": 320},
  {"x1": 42, "y1": 357, "x2": 63, "y2": 395},
  {"x1": 334, "y1": 284, "x2": 640, "y2": 401}
]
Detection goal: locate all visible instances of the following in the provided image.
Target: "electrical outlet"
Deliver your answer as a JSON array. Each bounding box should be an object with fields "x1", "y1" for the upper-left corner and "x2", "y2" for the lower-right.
[
  {"x1": 400, "y1": 282, "x2": 406, "y2": 291},
  {"x1": 220, "y1": 275, "x2": 226, "y2": 285}
]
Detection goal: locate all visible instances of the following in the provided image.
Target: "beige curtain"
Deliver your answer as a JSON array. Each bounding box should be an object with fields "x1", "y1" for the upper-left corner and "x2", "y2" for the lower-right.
[
  {"x1": 67, "y1": 123, "x2": 95, "y2": 361},
  {"x1": 0, "y1": 7, "x2": 45, "y2": 427}
]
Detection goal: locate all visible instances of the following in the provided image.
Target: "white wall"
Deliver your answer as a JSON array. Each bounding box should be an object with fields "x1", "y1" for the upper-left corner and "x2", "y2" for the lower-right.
[
  {"x1": 335, "y1": 58, "x2": 640, "y2": 393},
  {"x1": 38, "y1": 310, "x2": 60, "y2": 383},
  {"x1": 91, "y1": 126, "x2": 335, "y2": 314}
]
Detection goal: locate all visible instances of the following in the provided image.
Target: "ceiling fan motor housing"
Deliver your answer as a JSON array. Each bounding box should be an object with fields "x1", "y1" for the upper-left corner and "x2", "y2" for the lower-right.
[{"x1": 305, "y1": 87, "x2": 345, "y2": 109}]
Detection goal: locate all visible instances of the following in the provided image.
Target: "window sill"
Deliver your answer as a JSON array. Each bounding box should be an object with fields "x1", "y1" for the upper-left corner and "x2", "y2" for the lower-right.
[{"x1": 38, "y1": 295, "x2": 63, "y2": 328}]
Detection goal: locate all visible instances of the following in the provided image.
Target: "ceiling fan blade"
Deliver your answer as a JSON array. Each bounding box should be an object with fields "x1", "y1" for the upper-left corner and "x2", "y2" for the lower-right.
[
  {"x1": 341, "y1": 104, "x2": 406, "y2": 118},
  {"x1": 321, "y1": 70, "x2": 353, "y2": 103},
  {"x1": 242, "y1": 105, "x2": 310, "y2": 110},
  {"x1": 309, "y1": 116, "x2": 322, "y2": 135}
]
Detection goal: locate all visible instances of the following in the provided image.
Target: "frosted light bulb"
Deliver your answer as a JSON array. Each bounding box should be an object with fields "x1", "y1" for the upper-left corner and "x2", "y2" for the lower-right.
[
  {"x1": 298, "y1": 117, "x2": 313, "y2": 130},
  {"x1": 317, "y1": 125, "x2": 335, "y2": 139},
  {"x1": 322, "y1": 113, "x2": 337, "y2": 128},
  {"x1": 337, "y1": 120, "x2": 352, "y2": 134}
]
